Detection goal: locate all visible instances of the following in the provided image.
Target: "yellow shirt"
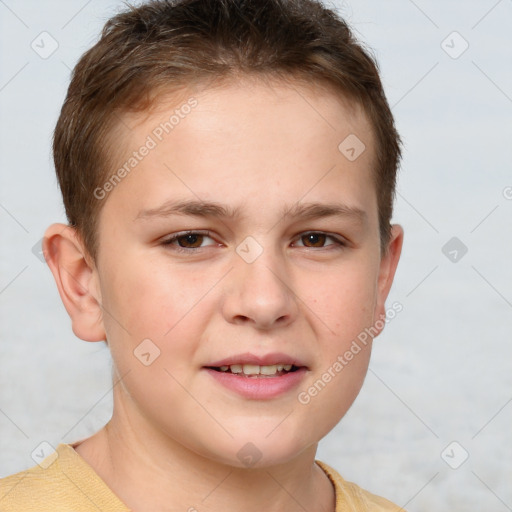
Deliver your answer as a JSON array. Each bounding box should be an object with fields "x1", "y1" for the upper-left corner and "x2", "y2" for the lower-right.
[{"x1": 0, "y1": 444, "x2": 403, "y2": 511}]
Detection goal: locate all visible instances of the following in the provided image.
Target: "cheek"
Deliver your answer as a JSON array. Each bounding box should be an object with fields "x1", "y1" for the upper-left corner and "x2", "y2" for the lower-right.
[
  {"x1": 296, "y1": 344, "x2": 371, "y2": 447},
  {"x1": 297, "y1": 260, "x2": 378, "y2": 345},
  {"x1": 99, "y1": 257, "x2": 220, "y2": 383},
  {"x1": 100, "y1": 255, "x2": 211, "y2": 337},
  {"x1": 292, "y1": 262, "x2": 378, "y2": 437}
]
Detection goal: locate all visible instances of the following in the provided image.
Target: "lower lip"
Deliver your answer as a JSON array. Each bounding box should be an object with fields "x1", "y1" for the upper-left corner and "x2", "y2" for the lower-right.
[{"x1": 203, "y1": 368, "x2": 307, "y2": 400}]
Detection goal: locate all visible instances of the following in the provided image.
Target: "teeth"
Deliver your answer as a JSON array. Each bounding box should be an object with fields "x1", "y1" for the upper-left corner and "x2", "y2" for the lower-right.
[
  {"x1": 217, "y1": 364, "x2": 295, "y2": 375},
  {"x1": 260, "y1": 365, "x2": 278, "y2": 375},
  {"x1": 242, "y1": 364, "x2": 260, "y2": 375}
]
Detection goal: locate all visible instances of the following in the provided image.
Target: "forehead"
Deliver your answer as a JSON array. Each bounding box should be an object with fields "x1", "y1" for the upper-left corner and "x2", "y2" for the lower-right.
[
  {"x1": 101, "y1": 78, "x2": 377, "y2": 226},
  {"x1": 118, "y1": 76, "x2": 374, "y2": 164}
]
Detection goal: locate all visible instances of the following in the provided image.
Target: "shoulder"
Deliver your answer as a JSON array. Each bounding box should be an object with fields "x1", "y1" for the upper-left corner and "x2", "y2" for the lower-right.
[
  {"x1": 0, "y1": 444, "x2": 129, "y2": 512},
  {"x1": 1, "y1": 454, "x2": 62, "y2": 511},
  {"x1": 316, "y1": 460, "x2": 405, "y2": 512}
]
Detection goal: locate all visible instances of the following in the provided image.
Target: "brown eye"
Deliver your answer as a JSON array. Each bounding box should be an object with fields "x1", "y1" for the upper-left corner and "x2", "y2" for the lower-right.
[
  {"x1": 294, "y1": 232, "x2": 345, "y2": 250},
  {"x1": 301, "y1": 233, "x2": 327, "y2": 247},
  {"x1": 176, "y1": 233, "x2": 204, "y2": 248},
  {"x1": 162, "y1": 231, "x2": 215, "y2": 253}
]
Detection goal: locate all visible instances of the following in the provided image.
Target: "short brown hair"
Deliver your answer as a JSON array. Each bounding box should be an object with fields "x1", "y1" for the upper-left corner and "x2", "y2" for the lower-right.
[{"x1": 53, "y1": 0, "x2": 401, "y2": 261}]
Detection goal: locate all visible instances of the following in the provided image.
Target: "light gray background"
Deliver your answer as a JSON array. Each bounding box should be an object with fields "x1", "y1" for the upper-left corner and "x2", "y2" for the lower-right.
[{"x1": 1, "y1": 1, "x2": 511, "y2": 510}]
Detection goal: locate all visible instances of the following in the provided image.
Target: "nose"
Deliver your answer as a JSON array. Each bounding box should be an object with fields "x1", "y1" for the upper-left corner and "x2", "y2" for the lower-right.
[{"x1": 221, "y1": 245, "x2": 298, "y2": 330}]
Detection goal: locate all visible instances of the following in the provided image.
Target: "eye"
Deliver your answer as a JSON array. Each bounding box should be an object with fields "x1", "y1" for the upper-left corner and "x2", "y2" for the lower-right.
[
  {"x1": 162, "y1": 230, "x2": 217, "y2": 251},
  {"x1": 293, "y1": 232, "x2": 345, "y2": 249},
  {"x1": 161, "y1": 230, "x2": 345, "y2": 253}
]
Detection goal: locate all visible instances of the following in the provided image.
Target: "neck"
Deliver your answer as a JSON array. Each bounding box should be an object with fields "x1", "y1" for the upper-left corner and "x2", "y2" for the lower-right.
[{"x1": 73, "y1": 392, "x2": 335, "y2": 512}]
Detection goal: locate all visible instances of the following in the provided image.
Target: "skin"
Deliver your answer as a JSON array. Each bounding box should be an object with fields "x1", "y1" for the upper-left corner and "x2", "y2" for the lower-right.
[{"x1": 44, "y1": 77, "x2": 403, "y2": 512}]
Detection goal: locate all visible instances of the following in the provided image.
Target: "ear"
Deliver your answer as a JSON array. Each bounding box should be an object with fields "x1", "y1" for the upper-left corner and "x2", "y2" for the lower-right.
[
  {"x1": 43, "y1": 223, "x2": 106, "y2": 342},
  {"x1": 373, "y1": 224, "x2": 404, "y2": 335}
]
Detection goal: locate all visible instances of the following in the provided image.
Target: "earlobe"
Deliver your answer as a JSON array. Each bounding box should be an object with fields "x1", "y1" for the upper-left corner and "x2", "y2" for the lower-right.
[
  {"x1": 43, "y1": 223, "x2": 106, "y2": 342},
  {"x1": 373, "y1": 224, "x2": 404, "y2": 335}
]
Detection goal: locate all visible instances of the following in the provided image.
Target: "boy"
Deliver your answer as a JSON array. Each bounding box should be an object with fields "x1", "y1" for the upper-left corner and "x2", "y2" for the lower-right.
[{"x1": 0, "y1": 0, "x2": 404, "y2": 510}]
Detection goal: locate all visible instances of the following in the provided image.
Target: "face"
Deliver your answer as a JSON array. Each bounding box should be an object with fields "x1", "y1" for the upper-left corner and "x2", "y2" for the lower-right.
[{"x1": 91, "y1": 78, "x2": 401, "y2": 467}]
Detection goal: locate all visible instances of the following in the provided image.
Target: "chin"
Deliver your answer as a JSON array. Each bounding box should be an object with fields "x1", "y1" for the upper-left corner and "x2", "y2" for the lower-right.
[{"x1": 198, "y1": 426, "x2": 316, "y2": 470}]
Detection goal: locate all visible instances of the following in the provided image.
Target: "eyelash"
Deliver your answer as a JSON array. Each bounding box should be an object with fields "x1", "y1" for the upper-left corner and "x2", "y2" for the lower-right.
[{"x1": 161, "y1": 230, "x2": 346, "y2": 253}]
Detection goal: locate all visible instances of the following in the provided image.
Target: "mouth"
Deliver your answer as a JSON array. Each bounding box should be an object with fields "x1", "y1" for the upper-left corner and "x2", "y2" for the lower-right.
[
  {"x1": 203, "y1": 352, "x2": 308, "y2": 399},
  {"x1": 205, "y1": 363, "x2": 302, "y2": 378}
]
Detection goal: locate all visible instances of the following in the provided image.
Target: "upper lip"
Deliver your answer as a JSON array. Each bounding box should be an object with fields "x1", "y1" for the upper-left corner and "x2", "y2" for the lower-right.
[{"x1": 206, "y1": 352, "x2": 307, "y2": 368}]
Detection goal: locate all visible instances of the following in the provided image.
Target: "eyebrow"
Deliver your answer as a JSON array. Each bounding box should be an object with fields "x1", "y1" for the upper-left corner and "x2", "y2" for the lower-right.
[{"x1": 134, "y1": 199, "x2": 367, "y2": 224}]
